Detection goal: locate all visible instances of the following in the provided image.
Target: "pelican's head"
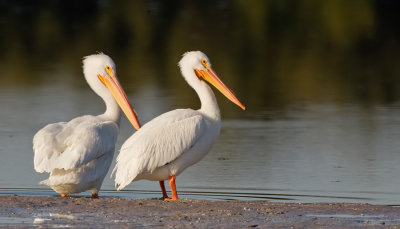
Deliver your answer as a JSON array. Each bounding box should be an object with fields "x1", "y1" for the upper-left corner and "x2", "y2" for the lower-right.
[
  {"x1": 179, "y1": 51, "x2": 245, "y2": 110},
  {"x1": 83, "y1": 53, "x2": 141, "y2": 130}
]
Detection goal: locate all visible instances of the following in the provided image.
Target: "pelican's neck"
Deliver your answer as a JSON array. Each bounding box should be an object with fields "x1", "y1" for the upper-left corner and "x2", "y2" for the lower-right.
[
  {"x1": 183, "y1": 71, "x2": 221, "y2": 121},
  {"x1": 100, "y1": 95, "x2": 122, "y2": 126},
  {"x1": 198, "y1": 82, "x2": 221, "y2": 120}
]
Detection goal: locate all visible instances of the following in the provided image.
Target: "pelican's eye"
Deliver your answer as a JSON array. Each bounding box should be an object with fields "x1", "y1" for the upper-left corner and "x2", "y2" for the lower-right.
[
  {"x1": 201, "y1": 59, "x2": 208, "y2": 68},
  {"x1": 105, "y1": 65, "x2": 114, "y2": 78}
]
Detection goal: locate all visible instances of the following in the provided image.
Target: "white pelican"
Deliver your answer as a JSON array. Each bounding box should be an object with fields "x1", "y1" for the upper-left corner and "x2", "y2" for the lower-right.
[
  {"x1": 112, "y1": 51, "x2": 245, "y2": 200},
  {"x1": 33, "y1": 53, "x2": 141, "y2": 198}
]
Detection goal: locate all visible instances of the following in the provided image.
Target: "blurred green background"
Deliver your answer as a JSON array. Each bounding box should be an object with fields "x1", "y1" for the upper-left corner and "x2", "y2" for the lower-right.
[{"x1": 1, "y1": 0, "x2": 400, "y2": 117}]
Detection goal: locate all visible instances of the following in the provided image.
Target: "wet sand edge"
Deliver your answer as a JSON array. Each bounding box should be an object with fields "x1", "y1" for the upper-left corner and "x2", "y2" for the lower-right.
[{"x1": 0, "y1": 196, "x2": 399, "y2": 227}]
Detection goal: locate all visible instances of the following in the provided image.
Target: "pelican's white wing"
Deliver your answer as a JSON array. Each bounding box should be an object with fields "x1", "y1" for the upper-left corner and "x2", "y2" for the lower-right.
[
  {"x1": 113, "y1": 109, "x2": 206, "y2": 189},
  {"x1": 33, "y1": 115, "x2": 119, "y2": 173}
]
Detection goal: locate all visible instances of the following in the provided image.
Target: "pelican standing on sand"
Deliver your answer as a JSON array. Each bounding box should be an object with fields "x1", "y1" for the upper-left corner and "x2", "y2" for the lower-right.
[
  {"x1": 113, "y1": 51, "x2": 245, "y2": 200},
  {"x1": 33, "y1": 53, "x2": 141, "y2": 198}
]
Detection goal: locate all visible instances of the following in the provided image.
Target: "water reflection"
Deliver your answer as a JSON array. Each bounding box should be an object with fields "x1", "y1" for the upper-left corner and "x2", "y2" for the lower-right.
[
  {"x1": 3, "y1": 81, "x2": 400, "y2": 204},
  {"x1": 178, "y1": 104, "x2": 400, "y2": 204},
  {"x1": 1, "y1": 1, "x2": 400, "y2": 204}
]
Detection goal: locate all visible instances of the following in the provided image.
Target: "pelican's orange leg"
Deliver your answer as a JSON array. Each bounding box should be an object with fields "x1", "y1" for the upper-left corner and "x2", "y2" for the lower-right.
[
  {"x1": 61, "y1": 193, "x2": 67, "y2": 197},
  {"x1": 92, "y1": 193, "x2": 99, "y2": 199},
  {"x1": 165, "y1": 175, "x2": 180, "y2": 201},
  {"x1": 159, "y1": 180, "x2": 169, "y2": 199}
]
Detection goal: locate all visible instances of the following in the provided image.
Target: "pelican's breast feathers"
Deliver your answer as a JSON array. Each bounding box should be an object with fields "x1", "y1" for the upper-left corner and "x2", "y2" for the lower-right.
[{"x1": 33, "y1": 115, "x2": 119, "y2": 173}]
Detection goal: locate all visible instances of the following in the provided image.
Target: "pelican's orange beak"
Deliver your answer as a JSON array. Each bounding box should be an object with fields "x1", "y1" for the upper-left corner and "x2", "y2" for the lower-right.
[
  {"x1": 98, "y1": 66, "x2": 141, "y2": 130},
  {"x1": 195, "y1": 67, "x2": 245, "y2": 110}
]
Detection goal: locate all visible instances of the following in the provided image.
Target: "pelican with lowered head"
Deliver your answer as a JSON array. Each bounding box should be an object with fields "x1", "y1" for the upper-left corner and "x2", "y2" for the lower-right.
[{"x1": 33, "y1": 53, "x2": 141, "y2": 198}]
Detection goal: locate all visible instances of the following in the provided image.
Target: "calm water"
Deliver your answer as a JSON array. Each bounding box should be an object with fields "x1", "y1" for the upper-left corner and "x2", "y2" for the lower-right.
[
  {"x1": 1, "y1": 81, "x2": 400, "y2": 204},
  {"x1": 1, "y1": 1, "x2": 400, "y2": 204}
]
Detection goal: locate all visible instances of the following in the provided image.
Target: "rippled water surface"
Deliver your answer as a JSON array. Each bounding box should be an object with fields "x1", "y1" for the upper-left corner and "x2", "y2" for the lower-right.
[
  {"x1": 1, "y1": 1, "x2": 400, "y2": 204},
  {"x1": 1, "y1": 83, "x2": 400, "y2": 204}
]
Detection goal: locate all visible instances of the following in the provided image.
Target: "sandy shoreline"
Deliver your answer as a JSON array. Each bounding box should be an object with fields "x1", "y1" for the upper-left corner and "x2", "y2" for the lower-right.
[{"x1": 0, "y1": 196, "x2": 400, "y2": 228}]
